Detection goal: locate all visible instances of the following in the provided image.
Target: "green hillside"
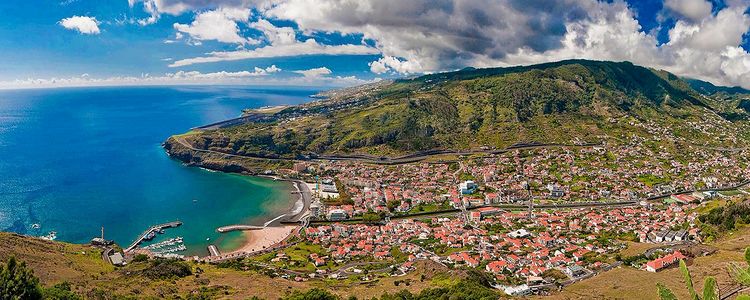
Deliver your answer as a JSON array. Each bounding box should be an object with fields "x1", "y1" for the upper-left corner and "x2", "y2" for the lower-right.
[
  {"x1": 685, "y1": 77, "x2": 750, "y2": 96},
  {"x1": 167, "y1": 60, "x2": 750, "y2": 159}
]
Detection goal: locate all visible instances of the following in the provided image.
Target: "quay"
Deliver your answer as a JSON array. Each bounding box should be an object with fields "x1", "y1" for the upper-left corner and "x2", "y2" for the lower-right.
[
  {"x1": 207, "y1": 244, "x2": 221, "y2": 256},
  {"x1": 124, "y1": 221, "x2": 182, "y2": 253}
]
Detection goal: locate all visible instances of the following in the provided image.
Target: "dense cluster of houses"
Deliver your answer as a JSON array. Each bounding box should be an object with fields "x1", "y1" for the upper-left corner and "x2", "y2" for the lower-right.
[
  {"x1": 302, "y1": 203, "x2": 699, "y2": 284},
  {"x1": 304, "y1": 137, "x2": 748, "y2": 221}
]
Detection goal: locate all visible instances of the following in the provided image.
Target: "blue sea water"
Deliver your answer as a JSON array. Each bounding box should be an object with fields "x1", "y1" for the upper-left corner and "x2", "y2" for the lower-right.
[{"x1": 0, "y1": 86, "x2": 319, "y2": 256}]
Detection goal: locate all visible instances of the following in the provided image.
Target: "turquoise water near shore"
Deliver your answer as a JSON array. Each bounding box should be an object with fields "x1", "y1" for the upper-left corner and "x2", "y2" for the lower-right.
[{"x1": 0, "y1": 86, "x2": 318, "y2": 256}]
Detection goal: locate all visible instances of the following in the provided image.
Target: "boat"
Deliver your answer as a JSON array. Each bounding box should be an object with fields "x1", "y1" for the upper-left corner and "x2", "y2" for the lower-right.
[
  {"x1": 30, "y1": 223, "x2": 41, "y2": 229},
  {"x1": 144, "y1": 232, "x2": 156, "y2": 241}
]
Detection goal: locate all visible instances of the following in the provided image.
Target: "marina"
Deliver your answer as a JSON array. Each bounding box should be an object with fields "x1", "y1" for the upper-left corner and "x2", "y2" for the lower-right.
[{"x1": 124, "y1": 221, "x2": 182, "y2": 253}]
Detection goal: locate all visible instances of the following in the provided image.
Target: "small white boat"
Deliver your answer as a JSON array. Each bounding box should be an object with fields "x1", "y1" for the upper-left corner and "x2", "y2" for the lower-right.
[{"x1": 30, "y1": 223, "x2": 41, "y2": 229}]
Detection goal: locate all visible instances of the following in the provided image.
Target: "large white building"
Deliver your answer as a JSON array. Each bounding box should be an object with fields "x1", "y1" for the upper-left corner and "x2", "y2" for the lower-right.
[
  {"x1": 459, "y1": 180, "x2": 477, "y2": 194},
  {"x1": 328, "y1": 209, "x2": 348, "y2": 221}
]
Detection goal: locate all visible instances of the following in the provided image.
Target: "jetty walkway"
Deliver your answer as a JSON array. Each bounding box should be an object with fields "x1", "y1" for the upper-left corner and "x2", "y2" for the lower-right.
[
  {"x1": 124, "y1": 221, "x2": 182, "y2": 252},
  {"x1": 216, "y1": 224, "x2": 264, "y2": 233}
]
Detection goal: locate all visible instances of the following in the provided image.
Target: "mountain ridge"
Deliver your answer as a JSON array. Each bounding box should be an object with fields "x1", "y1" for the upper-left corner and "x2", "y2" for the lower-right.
[{"x1": 165, "y1": 59, "x2": 750, "y2": 164}]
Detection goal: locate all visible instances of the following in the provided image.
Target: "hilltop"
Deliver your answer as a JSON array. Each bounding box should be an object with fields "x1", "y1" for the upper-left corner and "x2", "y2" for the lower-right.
[{"x1": 164, "y1": 59, "x2": 750, "y2": 168}]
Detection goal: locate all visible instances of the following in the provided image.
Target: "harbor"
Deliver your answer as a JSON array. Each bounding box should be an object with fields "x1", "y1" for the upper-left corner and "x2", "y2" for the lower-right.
[{"x1": 124, "y1": 221, "x2": 183, "y2": 253}]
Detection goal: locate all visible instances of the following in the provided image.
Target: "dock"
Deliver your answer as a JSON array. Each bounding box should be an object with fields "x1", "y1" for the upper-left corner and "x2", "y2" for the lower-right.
[
  {"x1": 124, "y1": 221, "x2": 182, "y2": 252},
  {"x1": 207, "y1": 244, "x2": 221, "y2": 256}
]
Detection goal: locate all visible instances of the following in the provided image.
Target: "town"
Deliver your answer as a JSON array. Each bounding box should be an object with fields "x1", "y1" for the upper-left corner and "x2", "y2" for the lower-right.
[{"x1": 248, "y1": 130, "x2": 750, "y2": 295}]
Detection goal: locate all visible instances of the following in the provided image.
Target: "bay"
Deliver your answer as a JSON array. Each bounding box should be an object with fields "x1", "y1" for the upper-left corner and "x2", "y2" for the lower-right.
[{"x1": 0, "y1": 86, "x2": 318, "y2": 256}]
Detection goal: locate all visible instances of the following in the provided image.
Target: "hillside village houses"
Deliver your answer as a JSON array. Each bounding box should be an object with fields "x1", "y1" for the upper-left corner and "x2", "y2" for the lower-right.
[
  {"x1": 305, "y1": 203, "x2": 700, "y2": 284},
  {"x1": 290, "y1": 115, "x2": 750, "y2": 285},
  {"x1": 316, "y1": 141, "x2": 747, "y2": 222}
]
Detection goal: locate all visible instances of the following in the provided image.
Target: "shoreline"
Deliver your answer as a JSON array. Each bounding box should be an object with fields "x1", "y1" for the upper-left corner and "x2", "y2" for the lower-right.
[
  {"x1": 231, "y1": 225, "x2": 297, "y2": 254},
  {"x1": 212, "y1": 176, "x2": 310, "y2": 258}
]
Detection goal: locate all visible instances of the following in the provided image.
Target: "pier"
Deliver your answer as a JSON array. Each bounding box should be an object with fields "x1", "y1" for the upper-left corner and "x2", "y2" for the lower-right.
[
  {"x1": 124, "y1": 221, "x2": 182, "y2": 253},
  {"x1": 207, "y1": 244, "x2": 221, "y2": 256},
  {"x1": 216, "y1": 224, "x2": 264, "y2": 233}
]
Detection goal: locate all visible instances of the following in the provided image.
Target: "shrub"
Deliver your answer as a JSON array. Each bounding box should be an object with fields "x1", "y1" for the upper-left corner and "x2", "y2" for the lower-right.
[{"x1": 141, "y1": 259, "x2": 192, "y2": 280}]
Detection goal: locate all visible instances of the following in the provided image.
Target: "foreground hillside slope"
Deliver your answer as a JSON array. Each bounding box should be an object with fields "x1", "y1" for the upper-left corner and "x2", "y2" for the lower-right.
[
  {"x1": 166, "y1": 60, "x2": 750, "y2": 163},
  {"x1": 3, "y1": 225, "x2": 750, "y2": 299}
]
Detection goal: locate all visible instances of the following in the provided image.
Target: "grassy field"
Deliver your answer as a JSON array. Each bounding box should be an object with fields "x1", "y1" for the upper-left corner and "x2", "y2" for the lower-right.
[
  {"x1": 0, "y1": 232, "x2": 457, "y2": 299},
  {"x1": 4, "y1": 208, "x2": 750, "y2": 299}
]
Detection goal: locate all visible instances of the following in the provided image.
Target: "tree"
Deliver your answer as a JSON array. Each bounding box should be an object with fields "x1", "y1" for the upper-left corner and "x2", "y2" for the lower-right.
[
  {"x1": 386, "y1": 200, "x2": 400, "y2": 212},
  {"x1": 0, "y1": 257, "x2": 43, "y2": 300},
  {"x1": 362, "y1": 212, "x2": 382, "y2": 224}
]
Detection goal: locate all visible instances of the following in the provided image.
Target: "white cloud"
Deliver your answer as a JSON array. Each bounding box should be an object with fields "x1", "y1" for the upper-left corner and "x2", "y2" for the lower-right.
[
  {"x1": 293, "y1": 67, "x2": 331, "y2": 78},
  {"x1": 0, "y1": 66, "x2": 369, "y2": 90},
  {"x1": 128, "y1": 0, "x2": 269, "y2": 25},
  {"x1": 250, "y1": 19, "x2": 297, "y2": 45},
  {"x1": 368, "y1": 56, "x2": 423, "y2": 74},
  {"x1": 258, "y1": 0, "x2": 750, "y2": 88},
  {"x1": 169, "y1": 38, "x2": 377, "y2": 67},
  {"x1": 173, "y1": 8, "x2": 259, "y2": 45},
  {"x1": 59, "y1": 16, "x2": 100, "y2": 34},
  {"x1": 104, "y1": 0, "x2": 750, "y2": 88},
  {"x1": 664, "y1": 0, "x2": 713, "y2": 22}
]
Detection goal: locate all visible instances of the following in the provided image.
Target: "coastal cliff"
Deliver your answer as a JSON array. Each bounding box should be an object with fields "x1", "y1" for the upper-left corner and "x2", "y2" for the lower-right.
[{"x1": 163, "y1": 136, "x2": 291, "y2": 174}]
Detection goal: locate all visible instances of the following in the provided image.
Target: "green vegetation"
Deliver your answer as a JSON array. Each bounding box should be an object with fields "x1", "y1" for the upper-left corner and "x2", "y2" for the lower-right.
[
  {"x1": 699, "y1": 200, "x2": 750, "y2": 240},
  {"x1": 42, "y1": 282, "x2": 81, "y2": 300},
  {"x1": 174, "y1": 60, "x2": 750, "y2": 159},
  {"x1": 656, "y1": 260, "x2": 718, "y2": 300},
  {"x1": 282, "y1": 273, "x2": 498, "y2": 300},
  {"x1": 0, "y1": 256, "x2": 43, "y2": 300},
  {"x1": 141, "y1": 258, "x2": 192, "y2": 280},
  {"x1": 657, "y1": 283, "x2": 678, "y2": 300}
]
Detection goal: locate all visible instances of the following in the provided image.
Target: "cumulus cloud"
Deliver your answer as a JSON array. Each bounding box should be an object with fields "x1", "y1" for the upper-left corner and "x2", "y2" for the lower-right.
[
  {"x1": 169, "y1": 38, "x2": 377, "y2": 67},
  {"x1": 169, "y1": 17, "x2": 377, "y2": 67},
  {"x1": 260, "y1": 0, "x2": 750, "y2": 88},
  {"x1": 173, "y1": 8, "x2": 259, "y2": 45},
  {"x1": 127, "y1": 0, "x2": 750, "y2": 88},
  {"x1": 59, "y1": 16, "x2": 100, "y2": 34},
  {"x1": 293, "y1": 67, "x2": 331, "y2": 78},
  {"x1": 663, "y1": 0, "x2": 712, "y2": 22}
]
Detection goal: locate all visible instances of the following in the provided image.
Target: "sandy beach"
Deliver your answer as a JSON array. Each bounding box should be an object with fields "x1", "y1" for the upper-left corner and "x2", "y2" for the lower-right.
[{"x1": 232, "y1": 225, "x2": 297, "y2": 254}]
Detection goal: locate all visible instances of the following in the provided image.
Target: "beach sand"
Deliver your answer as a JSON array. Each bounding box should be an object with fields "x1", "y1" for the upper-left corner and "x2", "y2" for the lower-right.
[{"x1": 232, "y1": 225, "x2": 297, "y2": 254}]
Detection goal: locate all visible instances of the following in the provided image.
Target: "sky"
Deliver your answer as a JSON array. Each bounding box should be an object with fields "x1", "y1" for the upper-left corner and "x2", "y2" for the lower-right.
[{"x1": 1, "y1": 0, "x2": 750, "y2": 89}]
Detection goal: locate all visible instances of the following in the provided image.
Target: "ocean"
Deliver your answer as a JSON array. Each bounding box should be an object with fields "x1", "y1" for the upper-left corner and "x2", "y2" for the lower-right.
[{"x1": 0, "y1": 86, "x2": 319, "y2": 256}]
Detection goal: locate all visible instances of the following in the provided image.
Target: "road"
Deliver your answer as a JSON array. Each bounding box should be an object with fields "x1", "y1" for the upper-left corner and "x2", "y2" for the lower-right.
[{"x1": 171, "y1": 135, "x2": 600, "y2": 166}]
